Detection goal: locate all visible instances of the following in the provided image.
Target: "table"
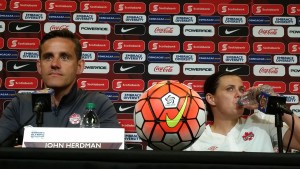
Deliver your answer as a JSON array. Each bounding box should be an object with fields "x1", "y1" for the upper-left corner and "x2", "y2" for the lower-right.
[{"x1": 1, "y1": 148, "x2": 300, "y2": 169}]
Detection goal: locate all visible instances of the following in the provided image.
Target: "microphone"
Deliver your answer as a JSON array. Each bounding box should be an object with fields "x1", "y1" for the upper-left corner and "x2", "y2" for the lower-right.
[
  {"x1": 0, "y1": 89, "x2": 55, "y2": 146},
  {"x1": 31, "y1": 88, "x2": 54, "y2": 127},
  {"x1": 257, "y1": 92, "x2": 293, "y2": 115},
  {"x1": 237, "y1": 85, "x2": 293, "y2": 115},
  {"x1": 32, "y1": 88, "x2": 54, "y2": 113}
]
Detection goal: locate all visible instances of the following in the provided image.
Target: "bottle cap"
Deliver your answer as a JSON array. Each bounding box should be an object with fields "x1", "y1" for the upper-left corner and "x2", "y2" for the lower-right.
[{"x1": 86, "y1": 103, "x2": 95, "y2": 109}]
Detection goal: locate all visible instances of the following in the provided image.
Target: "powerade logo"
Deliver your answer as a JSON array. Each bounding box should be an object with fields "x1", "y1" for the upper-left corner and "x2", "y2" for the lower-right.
[
  {"x1": 83, "y1": 62, "x2": 109, "y2": 74},
  {"x1": 198, "y1": 16, "x2": 221, "y2": 24},
  {"x1": 288, "y1": 26, "x2": 300, "y2": 38},
  {"x1": 98, "y1": 52, "x2": 120, "y2": 61},
  {"x1": 183, "y1": 64, "x2": 215, "y2": 75},
  {"x1": 103, "y1": 92, "x2": 119, "y2": 101},
  {"x1": 289, "y1": 65, "x2": 300, "y2": 77},
  {"x1": 198, "y1": 54, "x2": 221, "y2": 63},
  {"x1": 98, "y1": 14, "x2": 121, "y2": 23},
  {"x1": 0, "y1": 12, "x2": 20, "y2": 20},
  {"x1": 248, "y1": 54, "x2": 272, "y2": 64},
  {"x1": 290, "y1": 105, "x2": 300, "y2": 117},
  {"x1": 147, "y1": 53, "x2": 171, "y2": 62},
  {"x1": 48, "y1": 13, "x2": 71, "y2": 22},
  {"x1": 148, "y1": 15, "x2": 171, "y2": 24},
  {"x1": 0, "y1": 50, "x2": 18, "y2": 59},
  {"x1": 0, "y1": 90, "x2": 16, "y2": 99},
  {"x1": 248, "y1": 16, "x2": 270, "y2": 25}
]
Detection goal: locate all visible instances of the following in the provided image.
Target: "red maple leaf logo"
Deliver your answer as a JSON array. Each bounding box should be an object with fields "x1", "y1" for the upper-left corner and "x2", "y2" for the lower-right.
[
  {"x1": 208, "y1": 146, "x2": 218, "y2": 151},
  {"x1": 242, "y1": 132, "x2": 254, "y2": 141}
]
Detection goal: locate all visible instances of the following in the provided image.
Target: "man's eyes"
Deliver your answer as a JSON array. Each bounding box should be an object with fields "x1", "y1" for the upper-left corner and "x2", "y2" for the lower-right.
[
  {"x1": 60, "y1": 55, "x2": 69, "y2": 60},
  {"x1": 43, "y1": 55, "x2": 52, "y2": 60},
  {"x1": 42, "y1": 55, "x2": 69, "y2": 60}
]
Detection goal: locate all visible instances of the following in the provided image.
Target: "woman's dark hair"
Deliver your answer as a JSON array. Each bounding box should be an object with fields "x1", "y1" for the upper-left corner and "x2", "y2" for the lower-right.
[
  {"x1": 39, "y1": 29, "x2": 82, "y2": 60},
  {"x1": 204, "y1": 71, "x2": 239, "y2": 121}
]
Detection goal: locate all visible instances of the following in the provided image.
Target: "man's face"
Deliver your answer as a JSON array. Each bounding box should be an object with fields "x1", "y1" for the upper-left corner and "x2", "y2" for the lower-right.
[{"x1": 37, "y1": 37, "x2": 84, "y2": 90}]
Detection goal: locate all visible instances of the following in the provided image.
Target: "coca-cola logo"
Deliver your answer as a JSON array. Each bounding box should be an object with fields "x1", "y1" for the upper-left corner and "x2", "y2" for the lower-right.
[
  {"x1": 253, "y1": 26, "x2": 284, "y2": 38},
  {"x1": 154, "y1": 66, "x2": 173, "y2": 72},
  {"x1": 154, "y1": 27, "x2": 173, "y2": 33},
  {"x1": 259, "y1": 67, "x2": 279, "y2": 74},
  {"x1": 253, "y1": 65, "x2": 285, "y2": 77},
  {"x1": 50, "y1": 25, "x2": 69, "y2": 31},
  {"x1": 258, "y1": 28, "x2": 278, "y2": 35},
  {"x1": 44, "y1": 23, "x2": 76, "y2": 33}
]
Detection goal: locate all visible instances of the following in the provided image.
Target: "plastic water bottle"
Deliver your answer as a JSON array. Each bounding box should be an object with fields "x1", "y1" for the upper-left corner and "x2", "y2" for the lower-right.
[
  {"x1": 237, "y1": 85, "x2": 274, "y2": 106},
  {"x1": 80, "y1": 103, "x2": 100, "y2": 128}
]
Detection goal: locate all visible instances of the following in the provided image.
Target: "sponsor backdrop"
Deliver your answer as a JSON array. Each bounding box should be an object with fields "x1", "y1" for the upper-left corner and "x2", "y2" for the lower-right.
[{"x1": 0, "y1": 0, "x2": 300, "y2": 149}]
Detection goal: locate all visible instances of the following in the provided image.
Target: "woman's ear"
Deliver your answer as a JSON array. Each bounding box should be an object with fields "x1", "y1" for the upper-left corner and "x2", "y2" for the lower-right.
[{"x1": 206, "y1": 93, "x2": 216, "y2": 106}]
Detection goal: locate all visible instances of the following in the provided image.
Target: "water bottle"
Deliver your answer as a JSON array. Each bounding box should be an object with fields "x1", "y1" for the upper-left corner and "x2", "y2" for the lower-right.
[
  {"x1": 80, "y1": 103, "x2": 100, "y2": 128},
  {"x1": 237, "y1": 85, "x2": 274, "y2": 106}
]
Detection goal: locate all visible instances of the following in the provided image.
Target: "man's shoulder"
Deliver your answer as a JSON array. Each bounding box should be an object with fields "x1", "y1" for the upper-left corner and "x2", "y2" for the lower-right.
[{"x1": 13, "y1": 93, "x2": 31, "y2": 102}]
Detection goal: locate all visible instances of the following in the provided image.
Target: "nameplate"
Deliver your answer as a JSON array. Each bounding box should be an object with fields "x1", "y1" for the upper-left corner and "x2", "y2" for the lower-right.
[{"x1": 22, "y1": 127, "x2": 125, "y2": 149}]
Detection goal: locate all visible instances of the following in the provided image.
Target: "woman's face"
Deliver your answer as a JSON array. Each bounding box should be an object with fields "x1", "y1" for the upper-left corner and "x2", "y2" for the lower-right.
[{"x1": 208, "y1": 75, "x2": 245, "y2": 120}]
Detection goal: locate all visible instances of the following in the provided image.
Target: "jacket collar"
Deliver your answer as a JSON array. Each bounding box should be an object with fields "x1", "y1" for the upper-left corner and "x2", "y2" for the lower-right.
[{"x1": 58, "y1": 83, "x2": 80, "y2": 107}]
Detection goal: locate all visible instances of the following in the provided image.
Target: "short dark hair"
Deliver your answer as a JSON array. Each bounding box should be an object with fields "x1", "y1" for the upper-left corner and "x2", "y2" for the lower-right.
[
  {"x1": 204, "y1": 71, "x2": 239, "y2": 121},
  {"x1": 39, "y1": 29, "x2": 82, "y2": 60}
]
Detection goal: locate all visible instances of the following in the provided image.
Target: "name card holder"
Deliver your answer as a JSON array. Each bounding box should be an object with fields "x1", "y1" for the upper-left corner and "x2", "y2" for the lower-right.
[{"x1": 22, "y1": 127, "x2": 125, "y2": 149}]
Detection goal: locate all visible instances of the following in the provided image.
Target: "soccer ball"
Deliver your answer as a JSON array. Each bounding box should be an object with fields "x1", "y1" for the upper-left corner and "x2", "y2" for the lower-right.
[{"x1": 134, "y1": 80, "x2": 206, "y2": 150}]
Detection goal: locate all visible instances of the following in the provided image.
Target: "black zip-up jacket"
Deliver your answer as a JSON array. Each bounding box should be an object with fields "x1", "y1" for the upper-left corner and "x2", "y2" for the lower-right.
[{"x1": 0, "y1": 84, "x2": 120, "y2": 146}]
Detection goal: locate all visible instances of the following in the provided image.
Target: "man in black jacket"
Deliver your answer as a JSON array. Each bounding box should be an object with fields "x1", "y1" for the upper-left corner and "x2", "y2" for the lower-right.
[{"x1": 0, "y1": 29, "x2": 120, "y2": 146}]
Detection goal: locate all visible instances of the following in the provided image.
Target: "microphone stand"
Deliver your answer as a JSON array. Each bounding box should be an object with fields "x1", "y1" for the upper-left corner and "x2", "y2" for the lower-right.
[
  {"x1": 33, "y1": 101, "x2": 47, "y2": 127},
  {"x1": 35, "y1": 111, "x2": 44, "y2": 127},
  {"x1": 265, "y1": 96, "x2": 287, "y2": 153},
  {"x1": 274, "y1": 111, "x2": 283, "y2": 153}
]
